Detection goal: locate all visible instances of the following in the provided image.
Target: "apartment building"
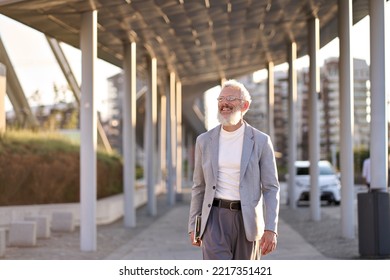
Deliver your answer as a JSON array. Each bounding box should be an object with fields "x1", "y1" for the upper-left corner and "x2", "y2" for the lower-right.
[{"x1": 237, "y1": 57, "x2": 371, "y2": 166}]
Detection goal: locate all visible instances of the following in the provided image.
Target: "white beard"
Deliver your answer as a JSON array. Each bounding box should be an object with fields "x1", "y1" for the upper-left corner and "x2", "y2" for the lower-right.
[{"x1": 217, "y1": 107, "x2": 242, "y2": 126}]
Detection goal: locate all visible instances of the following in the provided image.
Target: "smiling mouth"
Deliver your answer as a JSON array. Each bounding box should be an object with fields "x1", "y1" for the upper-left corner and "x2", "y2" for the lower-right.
[{"x1": 220, "y1": 106, "x2": 233, "y2": 113}]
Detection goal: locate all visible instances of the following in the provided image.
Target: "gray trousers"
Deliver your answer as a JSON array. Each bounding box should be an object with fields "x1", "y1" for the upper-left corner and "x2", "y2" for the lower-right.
[{"x1": 202, "y1": 206, "x2": 261, "y2": 260}]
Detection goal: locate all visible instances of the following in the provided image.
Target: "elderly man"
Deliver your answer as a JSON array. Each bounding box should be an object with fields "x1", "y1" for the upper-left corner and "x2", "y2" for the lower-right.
[{"x1": 188, "y1": 79, "x2": 280, "y2": 260}]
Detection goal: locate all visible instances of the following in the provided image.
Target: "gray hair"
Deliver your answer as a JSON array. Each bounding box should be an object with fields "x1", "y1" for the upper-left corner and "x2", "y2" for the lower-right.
[{"x1": 221, "y1": 79, "x2": 252, "y2": 114}]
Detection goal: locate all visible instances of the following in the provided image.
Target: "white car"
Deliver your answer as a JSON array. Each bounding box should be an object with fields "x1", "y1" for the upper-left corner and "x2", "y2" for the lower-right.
[{"x1": 294, "y1": 160, "x2": 341, "y2": 206}]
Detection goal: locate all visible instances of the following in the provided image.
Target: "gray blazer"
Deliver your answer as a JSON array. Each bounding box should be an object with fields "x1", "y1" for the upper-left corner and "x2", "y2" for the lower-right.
[{"x1": 188, "y1": 122, "x2": 280, "y2": 242}]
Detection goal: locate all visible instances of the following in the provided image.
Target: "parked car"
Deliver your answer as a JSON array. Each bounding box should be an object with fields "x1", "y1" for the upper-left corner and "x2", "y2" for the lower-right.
[{"x1": 294, "y1": 160, "x2": 341, "y2": 206}]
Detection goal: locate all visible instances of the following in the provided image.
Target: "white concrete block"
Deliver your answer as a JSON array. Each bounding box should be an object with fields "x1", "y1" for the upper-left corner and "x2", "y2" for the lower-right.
[
  {"x1": 51, "y1": 211, "x2": 75, "y2": 232},
  {"x1": 0, "y1": 228, "x2": 6, "y2": 257},
  {"x1": 25, "y1": 216, "x2": 50, "y2": 239},
  {"x1": 8, "y1": 221, "x2": 37, "y2": 247}
]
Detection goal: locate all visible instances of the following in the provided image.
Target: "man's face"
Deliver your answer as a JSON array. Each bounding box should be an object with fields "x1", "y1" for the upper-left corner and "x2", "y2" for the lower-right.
[{"x1": 217, "y1": 87, "x2": 244, "y2": 126}]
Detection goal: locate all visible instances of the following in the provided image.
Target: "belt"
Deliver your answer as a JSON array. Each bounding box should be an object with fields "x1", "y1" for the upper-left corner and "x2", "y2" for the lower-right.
[{"x1": 212, "y1": 198, "x2": 241, "y2": 211}]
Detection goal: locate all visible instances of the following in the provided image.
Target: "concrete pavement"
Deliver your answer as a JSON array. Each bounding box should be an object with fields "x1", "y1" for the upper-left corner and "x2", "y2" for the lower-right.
[
  {"x1": 2, "y1": 184, "x2": 368, "y2": 260},
  {"x1": 104, "y1": 200, "x2": 328, "y2": 260}
]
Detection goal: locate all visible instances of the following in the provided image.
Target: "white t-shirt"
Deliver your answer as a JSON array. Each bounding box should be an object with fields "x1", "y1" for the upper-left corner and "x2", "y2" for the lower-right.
[{"x1": 215, "y1": 125, "x2": 245, "y2": 201}]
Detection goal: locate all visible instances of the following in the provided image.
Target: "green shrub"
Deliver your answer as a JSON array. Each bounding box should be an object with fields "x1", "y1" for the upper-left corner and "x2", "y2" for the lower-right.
[{"x1": 0, "y1": 130, "x2": 124, "y2": 206}]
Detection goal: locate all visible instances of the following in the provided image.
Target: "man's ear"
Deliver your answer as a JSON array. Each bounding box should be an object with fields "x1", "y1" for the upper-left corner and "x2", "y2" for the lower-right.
[{"x1": 242, "y1": 101, "x2": 249, "y2": 111}]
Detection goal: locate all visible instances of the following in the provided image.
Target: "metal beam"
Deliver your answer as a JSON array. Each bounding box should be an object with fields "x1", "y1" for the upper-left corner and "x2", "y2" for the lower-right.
[
  {"x1": 46, "y1": 36, "x2": 112, "y2": 153},
  {"x1": 0, "y1": 63, "x2": 5, "y2": 133},
  {"x1": 0, "y1": 36, "x2": 38, "y2": 128}
]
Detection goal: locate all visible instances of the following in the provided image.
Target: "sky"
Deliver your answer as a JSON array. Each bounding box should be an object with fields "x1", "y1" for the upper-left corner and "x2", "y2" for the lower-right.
[
  {"x1": 0, "y1": 3, "x2": 389, "y2": 125},
  {"x1": 0, "y1": 15, "x2": 121, "y2": 120}
]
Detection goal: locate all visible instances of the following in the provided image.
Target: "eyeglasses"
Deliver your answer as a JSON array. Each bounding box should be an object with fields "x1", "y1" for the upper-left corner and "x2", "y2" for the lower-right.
[{"x1": 217, "y1": 96, "x2": 243, "y2": 102}]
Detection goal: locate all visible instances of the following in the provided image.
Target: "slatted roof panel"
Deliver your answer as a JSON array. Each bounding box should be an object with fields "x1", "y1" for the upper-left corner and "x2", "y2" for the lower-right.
[{"x1": 0, "y1": 0, "x2": 371, "y2": 86}]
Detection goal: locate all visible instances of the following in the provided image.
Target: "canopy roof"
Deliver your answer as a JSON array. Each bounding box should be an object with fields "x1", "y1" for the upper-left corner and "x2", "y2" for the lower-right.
[{"x1": 0, "y1": 0, "x2": 371, "y2": 87}]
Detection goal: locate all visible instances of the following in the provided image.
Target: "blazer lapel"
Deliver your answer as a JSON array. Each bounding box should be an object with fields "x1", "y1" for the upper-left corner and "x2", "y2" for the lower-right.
[
  {"x1": 210, "y1": 125, "x2": 221, "y2": 180},
  {"x1": 240, "y1": 124, "x2": 254, "y2": 182}
]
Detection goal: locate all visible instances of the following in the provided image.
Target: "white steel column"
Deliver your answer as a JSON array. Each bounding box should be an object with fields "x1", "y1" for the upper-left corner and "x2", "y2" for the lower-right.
[
  {"x1": 80, "y1": 10, "x2": 97, "y2": 251},
  {"x1": 122, "y1": 42, "x2": 137, "y2": 227},
  {"x1": 267, "y1": 62, "x2": 275, "y2": 142},
  {"x1": 370, "y1": 0, "x2": 388, "y2": 191},
  {"x1": 187, "y1": 132, "x2": 194, "y2": 186},
  {"x1": 167, "y1": 72, "x2": 176, "y2": 206},
  {"x1": 0, "y1": 64, "x2": 5, "y2": 134},
  {"x1": 338, "y1": 0, "x2": 355, "y2": 239},
  {"x1": 308, "y1": 17, "x2": 321, "y2": 221},
  {"x1": 176, "y1": 81, "x2": 183, "y2": 195},
  {"x1": 287, "y1": 42, "x2": 297, "y2": 209},
  {"x1": 171, "y1": 78, "x2": 177, "y2": 190},
  {"x1": 145, "y1": 56, "x2": 158, "y2": 216},
  {"x1": 159, "y1": 94, "x2": 167, "y2": 192}
]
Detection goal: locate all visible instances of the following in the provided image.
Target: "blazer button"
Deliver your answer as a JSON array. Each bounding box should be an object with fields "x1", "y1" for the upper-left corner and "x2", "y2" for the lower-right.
[
  {"x1": 213, "y1": 186, "x2": 216, "y2": 189},
  {"x1": 208, "y1": 204, "x2": 211, "y2": 207}
]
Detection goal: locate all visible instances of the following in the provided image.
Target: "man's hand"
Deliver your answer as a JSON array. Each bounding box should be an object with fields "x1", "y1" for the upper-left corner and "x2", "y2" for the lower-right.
[
  {"x1": 260, "y1": 230, "x2": 277, "y2": 255},
  {"x1": 189, "y1": 231, "x2": 202, "y2": 247}
]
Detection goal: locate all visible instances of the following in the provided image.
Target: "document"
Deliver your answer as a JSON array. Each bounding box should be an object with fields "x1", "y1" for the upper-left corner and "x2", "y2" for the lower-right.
[{"x1": 194, "y1": 215, "x2": 201, "y2": 242}]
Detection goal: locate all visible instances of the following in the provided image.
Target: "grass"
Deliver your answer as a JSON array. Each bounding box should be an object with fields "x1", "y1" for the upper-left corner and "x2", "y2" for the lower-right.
[{"x1": 0, "y1": 130, "x2": 79, "y2": 154}]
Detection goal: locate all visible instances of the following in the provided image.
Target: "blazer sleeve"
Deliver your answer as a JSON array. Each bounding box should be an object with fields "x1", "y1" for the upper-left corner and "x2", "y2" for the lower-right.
[{"x1": 260, "y1": 135, "x2": 280, "y2": 234}]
